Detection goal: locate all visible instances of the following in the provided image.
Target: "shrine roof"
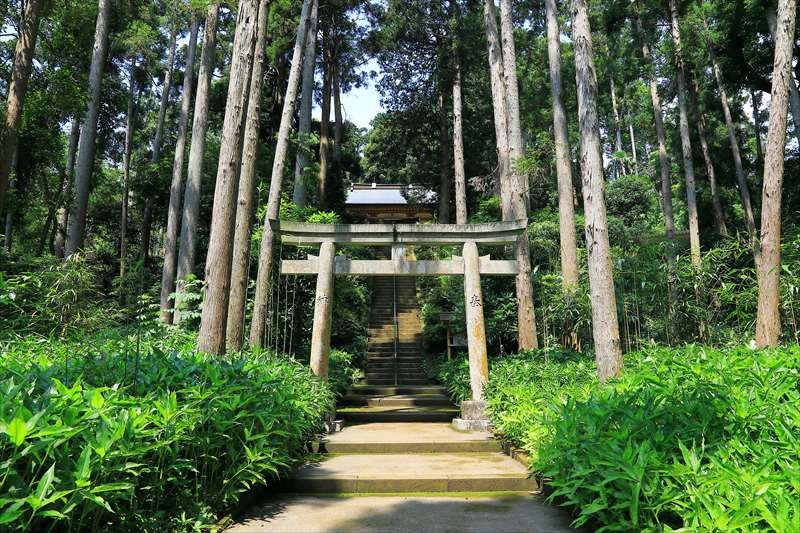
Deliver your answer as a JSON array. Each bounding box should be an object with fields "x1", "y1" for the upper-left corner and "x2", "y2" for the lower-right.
[{"x1": 345, "y1": 183, "x2": 437, "y2": 206}]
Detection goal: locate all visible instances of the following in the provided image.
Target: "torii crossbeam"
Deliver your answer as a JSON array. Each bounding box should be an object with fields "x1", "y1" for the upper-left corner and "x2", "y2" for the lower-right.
[{"x1": 271, "y1": 219, "x2": 527, "y2": 405}]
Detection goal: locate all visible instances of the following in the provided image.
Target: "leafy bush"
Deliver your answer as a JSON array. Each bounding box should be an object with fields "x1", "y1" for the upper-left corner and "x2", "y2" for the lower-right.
[{"x1": 0, "y1": 329, "x2": 334, "y2": 531}]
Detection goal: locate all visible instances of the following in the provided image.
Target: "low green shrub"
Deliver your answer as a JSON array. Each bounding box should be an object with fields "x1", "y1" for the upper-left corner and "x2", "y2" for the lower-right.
[
  {"x1": 0, "y1": 329, "x2": 335, "y2": 531},
  {"x1": 436, "y1": 346, "x2": 800, "y2": 532}
]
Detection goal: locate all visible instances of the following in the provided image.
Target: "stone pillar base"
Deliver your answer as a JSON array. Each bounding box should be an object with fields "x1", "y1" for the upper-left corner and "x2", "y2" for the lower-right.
[{"x1": 452, "y1": 400, "x2": 490, "y2": 431}]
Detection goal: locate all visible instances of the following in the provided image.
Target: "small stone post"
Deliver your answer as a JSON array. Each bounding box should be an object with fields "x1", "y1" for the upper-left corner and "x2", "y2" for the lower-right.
[
  {"x1": 453, "y1": 240, "x2": 490, "y2": 431},
  {"x1": 310, "y1": 241, "x2": 335, "y2": 379}
]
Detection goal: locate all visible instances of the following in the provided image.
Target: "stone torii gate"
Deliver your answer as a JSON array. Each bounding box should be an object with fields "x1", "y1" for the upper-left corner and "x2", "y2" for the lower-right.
[{"x1": 272, "y1": 219, "x2": 526, "y2": 425}]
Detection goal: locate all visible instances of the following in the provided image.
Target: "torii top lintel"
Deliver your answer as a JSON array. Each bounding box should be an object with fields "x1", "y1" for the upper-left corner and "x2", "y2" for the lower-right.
[{"x1": 269, "y1": 219, "x2": 527, "y2": 246}]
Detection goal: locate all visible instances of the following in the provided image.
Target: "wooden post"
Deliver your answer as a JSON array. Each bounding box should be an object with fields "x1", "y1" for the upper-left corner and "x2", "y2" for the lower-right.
[
  {"x1": 462, "y1": 241, "x2": 489, "y2": 401},
  {"x1": 310, "y1": 242, "x2": 335, "y2": 378}
]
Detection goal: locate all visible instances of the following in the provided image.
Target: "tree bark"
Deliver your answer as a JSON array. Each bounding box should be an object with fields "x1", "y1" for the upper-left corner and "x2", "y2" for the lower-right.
[
  {"x1": 637, "y1": 13, "x2": 677, "y2": 276},
  {"x1": 438, "y1": 89, "x2": 452, "y2": 223},
  {"x1": 751, "y1": 88, "x2": 764, "y2": 168},
  {"x1": 54, "y1": 117, "x2": 79, "y2": 259},
  {"x1": 688, "y1": 80, "x2": 728, "y2": 237},
  {"x1": 627, "y1": 111, "x2": 638, "y2": 168},
  {"x1": 333, "y1": 54, "x2": 344, "y2": 162},
  {"x1": 767, "y1": 6, "x2": 800, "y2": 148},
  {"x1": 706, "y1": 21, "x2": 758, "y2": 244},
  {"x1": 609, "y1": 77, "x2": 625, "y2": 177},
  {"x1": 755, "y1": 0, "x2": 797, "y2": 347},
  {"x1": 197, "y1": 0, "x2": 260, "y2": 354},
  {"x1": 292, "y1": 0, "x2": 319, "y2": 208},
  {"x1": 571, "y1": 0, "x2": 622, "y2": 383},
  {"x1": 250, "y1": 0, "x2": 314, "y2": 349},
  {"x1": 65, "y1": 0, "x2": 110, "y2": 257},
  {"x1": 452, "y1": 47, "x2": 468, "y2": 225},
  {"x1": 226, "y1": 0, "x2": 272, "y2": 352},
  {"x1": 669, "y1": 0, "x2": 701, "y2": 270},
  {"x1": 499, "y1": 0, "x2": 528, "y2": 210},
  {"x1": 141, "y1": 21, "x2": 178, "y2": 266},
  {"x1": 120, "y1": 61, "x2": 138, "y2": 282},
  {"x1": 0, "y1": 0, "x2": 41, "y2": 217},
  {"x1": 318, "y1": 22, "x2": 333, "y2": 210},
  {"x1": 482, "y1": 0, "x2": 511, "y2": 218},
  {"x1": 160, "y1": 13, "x2": 200, "y2": 323},
  {"x1": 545, "y1": 0, "x2": 579, "y2": 290},
  {"x1": 175, "y1": 4, "x2": 219, "y2": 325}
]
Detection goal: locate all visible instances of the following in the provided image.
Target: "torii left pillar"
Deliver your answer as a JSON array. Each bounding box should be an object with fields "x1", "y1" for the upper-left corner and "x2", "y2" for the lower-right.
[{"x1": 310, "y1": 242, "x2": 335, "y2": 379}]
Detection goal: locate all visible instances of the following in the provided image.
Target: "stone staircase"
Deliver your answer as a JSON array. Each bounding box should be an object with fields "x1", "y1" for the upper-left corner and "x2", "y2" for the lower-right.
[{"x1": 363, "y1": 276, "x2": 427, "y2": 386}]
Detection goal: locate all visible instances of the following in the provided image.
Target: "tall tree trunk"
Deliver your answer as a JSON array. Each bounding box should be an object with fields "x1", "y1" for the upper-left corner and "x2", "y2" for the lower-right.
[
  {"x1": 226, "y1": 0, "x2": 272, "y2": 352},
  {"x1": 637, "y1": 12, "x2": 677, "y2": 283},
  {"x1": 609, "y1": 77, "x2": 626, "y2": 177},
  {"x1": 571, "y1": 0, "x2": 622, "y2": 383},
  {"x1": 175, "y1": 4, "x2": 219, "y2": 325},
  {"x1": 706, "y1": 20, "x2": 758, "y2": 244},
  {"x1": 452, "y1": 47, "x2": 468, "y2": 225},
  {"x1": 756, "y1": 0, "x2": 797, "y2": 346},
  {"x1": 54, "y1": 117, "x2": 79, "y2": 259},
  {"x1": 0, "y1": 0, "x2": 41, "y2": 216},
  {"x1": 141, "y1": 22, "x2": 178, "y2": 266},
  {"x1": 669, "y1": 0, "x2": 701, "y2": 270},
  {"x1": 482, "y1": 0, "x2": 511, "y2": 218},
  {"x1": 767, "y1": 6, "x2": 800, "y2": 148},
  {"x1": 689, "y1": 80, "x2": 728, "y2": 237},
  {"x1": 250, "y1": 0, "x2": 314, "y2": 349},
  {"x1": 120, "y1": 61, "x2": 138, "y2": 282},
  {"x1": 751, "y1": 88, "x2": 764, "y2": 168},
  {"x1": 318, "y1": 22, "x2": 333, "y2": 209},
  {"x1": 197, "y1": 0, "x2": 260, "y2": 354},
  {"x1": 499, "y1": 0, "x2": 528, "y2": 210},
  {"x1": 332, "y1": 55, "x2": 344, "y2": 162},
  {"x1": 65, "y1": 0, "x2": 110, "y2": 257},
  {"x1": 438, "y1": 89, "x2": 452, "y2": 223},
  {"x1": 292, "y1": 0, "x2": 319, "y2": 208},
  {"x1": 627, "y1": 111, "x2": 638, "y2": 169},
  {"x1": 4, "y1": 174, "x2": 15, "y2": 250},
  {"x1": 160, "y1": 14, "x2": 200, "y2": 323},
  {"x1": 545, "y1": 0, "x2": 579, "y2": 290},
  {"x1": 497, "y1": 0, "x2": 537, "y2": 349}
]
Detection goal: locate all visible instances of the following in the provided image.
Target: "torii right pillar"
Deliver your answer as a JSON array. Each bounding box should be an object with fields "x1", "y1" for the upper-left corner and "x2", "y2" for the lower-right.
[{"x1": 453, "y1": 240, "x2": 491, "y2": 431}]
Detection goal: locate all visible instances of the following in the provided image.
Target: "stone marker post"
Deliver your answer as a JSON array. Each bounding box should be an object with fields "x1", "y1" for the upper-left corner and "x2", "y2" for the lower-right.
[
  {"x1": 310, "y1": 241, "x2": 335, "y2": 379},
  {"x1": 454, "y1": 240, "x2": 491, "y2": 430}
]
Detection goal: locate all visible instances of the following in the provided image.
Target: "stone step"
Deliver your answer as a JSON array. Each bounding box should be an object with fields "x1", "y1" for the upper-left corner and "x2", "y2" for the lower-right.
[
  {"x1": 366, "y1": 362, "x2": 423, "y2": 370},
  {"x1": 288, "y1": 452, "x2": 536, "y2": 493},
  {"x1": 321, "y1": 423, "x2": 500, "y2": 453},
  {"x1": 339, "y1": 394, "x2": 453, "y2": 408},
  {"x1": 349, "y1": 385, "x2": 446, "y2": 395},
  {"x1": 363, "y1": 378, "x2": 430, "y2": 386},
  {"x1": 365, "y1": 374, "x2": 428, "y2": 382},
  {"x1": 337, "y1": 405, "x2": 456, "y2": 422}
]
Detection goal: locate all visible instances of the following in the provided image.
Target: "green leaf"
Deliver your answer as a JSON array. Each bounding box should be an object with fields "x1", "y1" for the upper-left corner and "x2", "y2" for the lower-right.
[
  {"x1": 5, "y1": 417, "x2": 27, "y2": 447},
  {"x1": 34, "y1": 464, "x2": 55, "y2": 502}
]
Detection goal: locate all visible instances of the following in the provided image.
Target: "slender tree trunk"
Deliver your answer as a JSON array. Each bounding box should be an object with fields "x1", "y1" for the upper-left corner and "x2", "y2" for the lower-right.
[
  {"x1": 141, "y1": 22, "x2": 178, "y2": 266},
  {"x1": 751, "y1": 88, "x2": 764, "y2": 168},
  {"x1": 482, "y1": 0, "x2": 511, "y2": 218},
  {"x1": 37, "y1": 209, "x2": 54, "y2": 256},
  {"x1": 571, "y1": 0, "x2": 622, "y2": 383},
  {"x1": 65, "y1": 0, "x2": 110, "y2": 257},
  {"x1": 689, "y1": 80, "x2": 728, "y2": 237},
  {"x1": 197, "y1": 0, "x2": 260, "y2": 354},
  {"x1": 438, "y1": 89, "x2": 452, "y2": 223},
  {"x1": 292, "y1": 0, "x2": 319, "y2": 208},
  {"x1": 452, "y1": 48, "x2": 468, "y2": 225},
  {"x1": 499, "y1": 0, "x2": 528, "y2": 210},
  {"x1": 226, "y1": 0, "x2": 272, "y2": 352},
  {"x1": 54, "y1": 118, "x2": 79, "y2": 259},
  {"x1": 4, "y1": 174, "x2": 15, "y2": 250},
  {"x1": 706, "y1": 21, "x2": 758, "y2": 243},
  {"x1": 175, "y1": 4, "x2": 219, "y2": 324},
  {"x1": 756, "y1": 0, "x2": 797, "y2": 346},
  {"x1": 120, "y1": 61, "x2": 138, "y2": 282},
  {"x1": 545, "y1": 0, "x2": 579, "y2": 290},
  {"x1": 333, "y1": 56, "x2": 344, "y2": 162},
  {"x1": 767, "y1": 6, "x2": 800, "y2": 147},
  {"x1": 0, "y1": 0, "x2": 41, "y2": 216},
  {"x1": 609, "y1": 77, "x2": 626, "y2": 177},
  {"x1": 628, "y1": 111, "x2": 638, "y2": 168},
  {"x1": 318, "y1": 22, "x2": 333, "y2": 209},
  {"x1": 160, "y1": 14, "x2": 200, "y2": 323},
  {"x1": 669, "y1": 0, "x2": 701, "y2": 269},
  {"x1": 250, "y1": 0, "x2": 314, "y2": 349}
]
